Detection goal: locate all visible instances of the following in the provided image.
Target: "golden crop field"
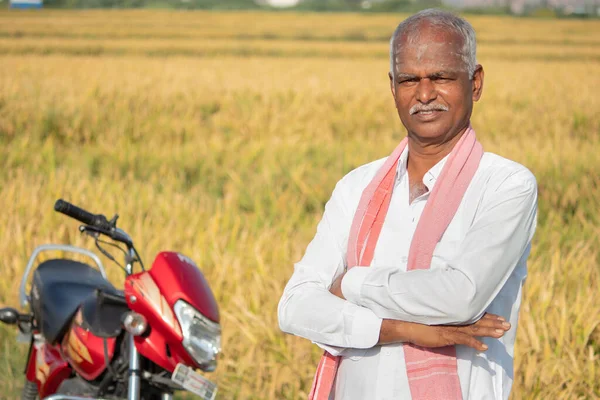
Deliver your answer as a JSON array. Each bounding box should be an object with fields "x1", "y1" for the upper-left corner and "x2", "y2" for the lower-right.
[{"x1": 0, "y1": 9, "x2": 599, "y2": 400}]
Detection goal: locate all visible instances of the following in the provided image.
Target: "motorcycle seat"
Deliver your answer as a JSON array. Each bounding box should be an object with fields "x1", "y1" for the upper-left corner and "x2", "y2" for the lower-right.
[{"x1": 31, "y1": 259, "x2": 119, "y2": 344}]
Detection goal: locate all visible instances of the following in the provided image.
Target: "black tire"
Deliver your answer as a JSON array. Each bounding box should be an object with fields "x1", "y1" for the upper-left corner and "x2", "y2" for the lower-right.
[{"x1": 21, "y1": 379, "x2": 38, "y2": 400}]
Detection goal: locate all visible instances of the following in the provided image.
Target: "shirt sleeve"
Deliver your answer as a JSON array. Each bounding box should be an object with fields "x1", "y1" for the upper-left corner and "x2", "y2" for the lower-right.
[
  {"x1": 341, "y1": 168, "x2": 538, "y2": 325},
  {"x1": 278, "y1": 178, "x2": 383, "y2": 354}
]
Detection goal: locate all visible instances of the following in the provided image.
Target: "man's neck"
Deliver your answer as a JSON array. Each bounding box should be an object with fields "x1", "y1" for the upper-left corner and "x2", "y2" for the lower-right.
[{"x1": 406, "y1": 126, "x2": 468, "y2": 183}]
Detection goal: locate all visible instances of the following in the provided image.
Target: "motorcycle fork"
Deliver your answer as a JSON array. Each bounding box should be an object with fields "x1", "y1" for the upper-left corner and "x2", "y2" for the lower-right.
[
  {"x1": 125, "y1": 247, "x2": 142, "y2": 400},
  {"x1": 119, "y1": 244, "x2": 140, "y2": 400},
  {"x1": 127, "y1": 334, "x2": 141, "y2": 400}
]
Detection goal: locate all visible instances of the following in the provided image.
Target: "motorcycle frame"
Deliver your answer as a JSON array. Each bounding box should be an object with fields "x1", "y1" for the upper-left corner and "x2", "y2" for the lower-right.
[{"x1": 20, "y1": 239, "x2": 168, "y2": 400}]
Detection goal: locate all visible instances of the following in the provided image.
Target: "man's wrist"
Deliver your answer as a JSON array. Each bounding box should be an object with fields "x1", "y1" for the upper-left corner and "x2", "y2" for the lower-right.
[{"x1": 377, "y1": 319, "x2": 413, "y2": 345}]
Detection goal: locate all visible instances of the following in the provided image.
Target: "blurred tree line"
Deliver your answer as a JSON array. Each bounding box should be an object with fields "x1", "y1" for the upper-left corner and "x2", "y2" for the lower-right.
[
  {"x1": 39, "y1": 0, "x2": 444, "y2": 11},
  {"x1": 294, "y1": 0, "x2": 443, "y2": 12},
  {"x1": 41, "y1": 0, "x2": 256, "y2": 8}
]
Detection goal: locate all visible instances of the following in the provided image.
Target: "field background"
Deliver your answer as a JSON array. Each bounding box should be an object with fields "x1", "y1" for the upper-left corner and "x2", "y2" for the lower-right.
[{"x1": 0, "y1": 9, "x2": 599, "y2": 400}]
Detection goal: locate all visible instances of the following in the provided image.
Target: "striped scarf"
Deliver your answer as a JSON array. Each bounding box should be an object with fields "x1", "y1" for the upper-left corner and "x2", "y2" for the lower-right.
[{"x1": 309, "y1": 125, "x2": 483, "y2": 400}]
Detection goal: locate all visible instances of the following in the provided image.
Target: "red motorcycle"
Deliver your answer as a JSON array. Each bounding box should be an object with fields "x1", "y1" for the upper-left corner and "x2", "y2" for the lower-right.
[{"x1": 0, "y1": 200, "x2": 221, "y2": 400}]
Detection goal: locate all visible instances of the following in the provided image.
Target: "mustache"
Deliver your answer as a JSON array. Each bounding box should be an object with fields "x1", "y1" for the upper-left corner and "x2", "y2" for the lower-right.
[{"x1": 409, "y1": 103, "x2": 449, "y2": 115}]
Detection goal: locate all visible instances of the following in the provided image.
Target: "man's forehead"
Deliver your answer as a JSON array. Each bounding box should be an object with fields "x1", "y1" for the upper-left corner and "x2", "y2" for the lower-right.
[
  {"x1": 394, "y1": 43, "x2": 464, "y2": 71},
  {"x1": 393, "y1": 27, "x2": 465, "y2": 71}
]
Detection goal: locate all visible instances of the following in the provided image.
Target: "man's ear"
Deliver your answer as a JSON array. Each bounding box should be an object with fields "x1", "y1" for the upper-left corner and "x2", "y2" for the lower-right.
[
  {"x1": 389, "y1": 71, "x2": 396, "y2": 98},
  {"x1": 472, "y1": 64, "x2": 484, "y2": 102}
]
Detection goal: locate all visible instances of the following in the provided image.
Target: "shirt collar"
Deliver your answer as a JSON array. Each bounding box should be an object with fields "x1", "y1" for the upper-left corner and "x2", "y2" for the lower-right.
[{"x1": 395, "y1": 147, "x2": 450, "y2": 191}]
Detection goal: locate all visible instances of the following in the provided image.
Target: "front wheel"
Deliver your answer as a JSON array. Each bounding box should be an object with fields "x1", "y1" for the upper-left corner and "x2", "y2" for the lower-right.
[{"x1": 21, "y1": 379, "x2": 38, "y2": 400}]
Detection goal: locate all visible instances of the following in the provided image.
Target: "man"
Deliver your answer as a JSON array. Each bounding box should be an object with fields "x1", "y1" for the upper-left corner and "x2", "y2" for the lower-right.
[{"x1": 278, "y1": 8, "x2": 538, "y2": 400}]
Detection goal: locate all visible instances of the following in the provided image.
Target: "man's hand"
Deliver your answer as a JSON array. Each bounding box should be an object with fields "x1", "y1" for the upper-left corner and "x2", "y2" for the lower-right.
[
  {"x1": 329, "y1": 271, "x2": 347, "y2": 299},
  {"x1": 379, "y1": 313, "x2": 511, "y2": 352}
]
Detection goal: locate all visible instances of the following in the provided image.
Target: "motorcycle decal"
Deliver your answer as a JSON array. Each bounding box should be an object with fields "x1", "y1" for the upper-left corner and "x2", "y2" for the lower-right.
[
  {"x1": 65, "y1": 328, "x2": 93, "y2": 364},
  {"x1": 35, "y1": 347, "x2": 50, "y2": 385},
  {"x1": 134, "y1": 273, "x2": 180, "y2": 335}
]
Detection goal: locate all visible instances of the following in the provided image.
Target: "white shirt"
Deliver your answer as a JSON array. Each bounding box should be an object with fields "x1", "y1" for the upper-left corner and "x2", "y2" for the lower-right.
[{"x1": 278, "y1": 148, "x2": 538, "y2": 400}]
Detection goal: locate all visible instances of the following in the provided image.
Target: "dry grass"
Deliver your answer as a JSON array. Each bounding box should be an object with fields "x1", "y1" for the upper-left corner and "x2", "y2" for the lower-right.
[{"x1": 0, "y1": 9, "x2": 599, "y2": 400}]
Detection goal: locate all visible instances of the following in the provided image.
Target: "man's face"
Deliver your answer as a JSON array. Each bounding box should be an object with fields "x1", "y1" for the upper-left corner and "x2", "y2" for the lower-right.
[{"x1": 389, "y1": 23, "x2": 484, "y2": 143}]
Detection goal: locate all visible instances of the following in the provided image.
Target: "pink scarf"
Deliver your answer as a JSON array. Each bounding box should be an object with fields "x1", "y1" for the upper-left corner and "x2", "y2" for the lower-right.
[{"x1": 308, "y1": 125, "x2": 483, "y2": 400}]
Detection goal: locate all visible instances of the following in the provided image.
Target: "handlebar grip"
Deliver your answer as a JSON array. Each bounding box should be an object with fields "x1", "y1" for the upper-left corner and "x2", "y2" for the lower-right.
[{"x1": 54, "y1": 199, "x2": 113, "y2": 231}]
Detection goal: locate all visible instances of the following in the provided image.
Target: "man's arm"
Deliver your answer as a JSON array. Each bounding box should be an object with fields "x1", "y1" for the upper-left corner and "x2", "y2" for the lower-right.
[
  {"x1": 379, "y1": 314, "x2": 511, "y2": 351},
  {"x1": 340, "y1": 169, "x2": 538, "y2": 325},
  {"x1": 277, "y1": 177, "x2": 383, "y2": 356}
]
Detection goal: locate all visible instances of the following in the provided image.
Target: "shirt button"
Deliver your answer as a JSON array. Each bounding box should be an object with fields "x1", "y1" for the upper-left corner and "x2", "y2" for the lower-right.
[{"x1": 384, "y1": 349, "x2": 392, "y2": 356}]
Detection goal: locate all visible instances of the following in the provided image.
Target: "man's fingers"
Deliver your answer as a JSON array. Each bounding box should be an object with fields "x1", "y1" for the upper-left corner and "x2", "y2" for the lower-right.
[
  {"x1": 462, "y1": 325, "x2": 506, "y2": 338},
  {"x1": 482, "y1": 313, "x2": 506, "y2": 322},
  {"x1": 482, "y1": 313, "x2": 505, "y2": 322},
  {"x1": 456, "y1": 333, "x2": 488, "y2": 351},
  {"x1": 457, "y1": 320, "x2": 510, "y2": 337},
  {"x1": 472, "y1": 317, "x2": 511, "y2": 331}
]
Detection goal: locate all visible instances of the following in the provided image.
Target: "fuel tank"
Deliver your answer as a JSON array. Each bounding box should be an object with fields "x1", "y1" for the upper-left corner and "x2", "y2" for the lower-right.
[{"x1": 60, "y1": 309, "x2": 117, "y2": 381}]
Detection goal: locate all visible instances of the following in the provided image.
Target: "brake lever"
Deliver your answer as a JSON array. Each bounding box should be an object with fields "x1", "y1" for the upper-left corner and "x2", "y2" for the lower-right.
[
  {"x1": 79, "y1": 225, "x2": 103, "y2": 238},
  {"x1": 80, "y1": 224, "x2": 133, "y2": 248}
]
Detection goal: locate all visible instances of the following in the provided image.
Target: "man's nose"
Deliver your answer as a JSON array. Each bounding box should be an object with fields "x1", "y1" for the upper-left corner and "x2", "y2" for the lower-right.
[{"x1": 415, "y1": 78, "x2": 437, "y2": 104}]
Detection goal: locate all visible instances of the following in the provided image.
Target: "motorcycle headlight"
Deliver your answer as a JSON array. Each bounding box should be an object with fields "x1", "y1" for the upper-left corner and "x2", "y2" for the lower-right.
[{"x1": 173, "y1": 300, "x2": 221, "y2": 370}]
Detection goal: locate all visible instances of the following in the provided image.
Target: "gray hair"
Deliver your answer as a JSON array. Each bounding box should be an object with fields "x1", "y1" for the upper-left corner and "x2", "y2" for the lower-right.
[{"x1": 389, "y1": 9, "x2": 477, "y2": 79}]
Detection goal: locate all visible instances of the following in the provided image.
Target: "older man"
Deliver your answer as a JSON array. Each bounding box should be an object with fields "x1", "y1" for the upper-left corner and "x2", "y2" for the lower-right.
[{"x1": 278, "y1": 8, "x2": 537, "y2": 400}]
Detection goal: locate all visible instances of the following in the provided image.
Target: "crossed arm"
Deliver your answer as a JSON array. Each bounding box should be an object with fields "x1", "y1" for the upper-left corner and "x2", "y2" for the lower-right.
[{"x1": 277, "y1": 168, "x2": 537, "y2": 355}]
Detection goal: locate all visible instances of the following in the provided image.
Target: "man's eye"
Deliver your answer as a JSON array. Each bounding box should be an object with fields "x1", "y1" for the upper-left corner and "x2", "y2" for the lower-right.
[
  {"x1": 433, "y1": 77, "x2": 451, "y2": 83},
  {"x1": 399, "y1": 79, "x2": 417, "y2": 86}
]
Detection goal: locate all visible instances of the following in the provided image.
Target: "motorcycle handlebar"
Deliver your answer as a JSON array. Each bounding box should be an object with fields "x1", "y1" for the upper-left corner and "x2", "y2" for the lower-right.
[{"x1": 54, "y1": 199, "x2": 113, "y2": 232}]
